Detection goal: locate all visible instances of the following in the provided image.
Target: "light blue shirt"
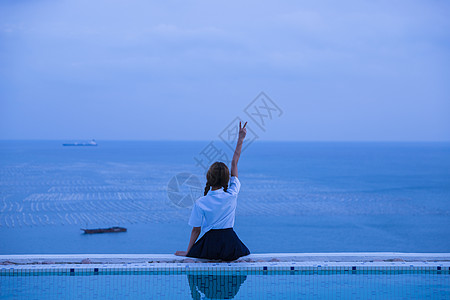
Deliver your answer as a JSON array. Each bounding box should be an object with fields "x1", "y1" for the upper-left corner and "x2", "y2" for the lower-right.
[{"x1": 188, "y1": 176, "x2": 241, "y2": 234}]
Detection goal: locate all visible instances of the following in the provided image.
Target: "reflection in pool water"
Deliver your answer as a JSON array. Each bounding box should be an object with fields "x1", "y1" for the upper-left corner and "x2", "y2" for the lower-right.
[{"x1": 187, "y1": 274, "x2": 247, "y2": 299}]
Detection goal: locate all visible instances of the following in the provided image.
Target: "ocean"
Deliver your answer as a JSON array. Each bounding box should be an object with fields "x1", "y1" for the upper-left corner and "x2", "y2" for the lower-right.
[{"x1": 0, "y1": 140, "x2": 449, "y2": 254}]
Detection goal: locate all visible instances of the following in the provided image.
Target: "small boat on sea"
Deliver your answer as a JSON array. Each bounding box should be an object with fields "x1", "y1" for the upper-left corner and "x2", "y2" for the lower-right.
[
  {"x1": 81, "y1": 226, "x2": 127, "y2": 234},
  {"x1": 63, "y1": 139, "x2": 97, "y2": 146}
]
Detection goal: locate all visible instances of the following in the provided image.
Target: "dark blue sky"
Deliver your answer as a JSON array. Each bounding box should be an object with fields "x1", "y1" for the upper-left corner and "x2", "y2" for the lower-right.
[{"x1": 1, "y1": 0, "x2": 449, "y2": 141}]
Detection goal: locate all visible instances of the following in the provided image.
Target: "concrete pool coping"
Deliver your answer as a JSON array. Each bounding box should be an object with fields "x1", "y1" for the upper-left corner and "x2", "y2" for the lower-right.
[{"x1": 1, "y1": 253, "x2": 450, "y2": 268}]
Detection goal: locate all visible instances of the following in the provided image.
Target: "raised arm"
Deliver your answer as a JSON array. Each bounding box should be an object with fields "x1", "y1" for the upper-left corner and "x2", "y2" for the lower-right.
[{"x1": 230, "y1": 121, "x2": 247, "y2": 178}]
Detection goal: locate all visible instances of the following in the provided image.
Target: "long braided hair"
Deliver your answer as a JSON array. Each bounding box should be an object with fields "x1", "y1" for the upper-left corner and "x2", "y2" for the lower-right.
[{"x1": 204, "y1": 162, "x2": 230, "y2": 196}]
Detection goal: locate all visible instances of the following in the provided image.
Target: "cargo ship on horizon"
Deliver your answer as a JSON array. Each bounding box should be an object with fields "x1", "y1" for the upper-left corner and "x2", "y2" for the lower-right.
[{"x1": 63, "y1": 139, "x2": 97, "y2": 146}]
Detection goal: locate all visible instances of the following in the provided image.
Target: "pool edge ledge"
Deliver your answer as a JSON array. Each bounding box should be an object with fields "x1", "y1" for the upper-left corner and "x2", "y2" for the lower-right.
[{"x1": 1, "y1": 252, "x2": 450, "y2": 265}]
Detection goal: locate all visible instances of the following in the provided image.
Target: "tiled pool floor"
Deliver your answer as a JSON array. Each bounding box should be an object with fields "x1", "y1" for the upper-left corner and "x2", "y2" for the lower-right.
[{"x1": 1, "y1": 253, "x2": 449, "y2": 300}]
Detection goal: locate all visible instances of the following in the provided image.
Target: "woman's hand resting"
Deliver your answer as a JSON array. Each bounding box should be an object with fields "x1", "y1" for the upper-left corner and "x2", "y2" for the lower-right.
[{"x1": 174, "y1": 250, "x2": 187, "y2": 256}]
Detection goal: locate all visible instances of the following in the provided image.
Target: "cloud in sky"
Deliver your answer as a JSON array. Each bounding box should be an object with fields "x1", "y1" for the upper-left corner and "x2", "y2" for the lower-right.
[{"x1": 0, "y1": 0, "x2": 449, "y2": 141}]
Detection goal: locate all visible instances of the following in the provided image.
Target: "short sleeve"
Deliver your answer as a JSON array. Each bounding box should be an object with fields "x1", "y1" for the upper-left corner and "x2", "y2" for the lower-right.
[
  {"x1": 227, "y1": 176, "x2": 241, "y2": 195},
  {"x1": 188, "y1": 202, "x2": 203, "y2": 227}
]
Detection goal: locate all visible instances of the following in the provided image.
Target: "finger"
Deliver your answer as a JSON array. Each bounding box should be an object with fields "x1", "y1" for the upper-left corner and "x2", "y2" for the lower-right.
[
  {"x1": 239, "y1": 121, "x2": 241, "y2": 130},
  {"x1": 243, "y1": 121, "x2": 247, "y2": 128}
]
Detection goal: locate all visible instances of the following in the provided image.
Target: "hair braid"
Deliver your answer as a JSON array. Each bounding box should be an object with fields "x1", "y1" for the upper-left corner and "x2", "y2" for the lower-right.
[{"x1": 204, "y1": 182, "x2": 211, "y2": 196}]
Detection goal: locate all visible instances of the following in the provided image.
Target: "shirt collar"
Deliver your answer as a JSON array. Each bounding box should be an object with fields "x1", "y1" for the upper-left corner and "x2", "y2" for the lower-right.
[{"x1": 209, "y1": 188, "x2": 223, "y2": 194}]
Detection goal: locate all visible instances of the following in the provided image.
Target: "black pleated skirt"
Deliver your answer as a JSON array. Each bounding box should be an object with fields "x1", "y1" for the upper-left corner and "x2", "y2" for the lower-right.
[{"x1": 186, "y1": 228, "x2": 250, "y2": 261}]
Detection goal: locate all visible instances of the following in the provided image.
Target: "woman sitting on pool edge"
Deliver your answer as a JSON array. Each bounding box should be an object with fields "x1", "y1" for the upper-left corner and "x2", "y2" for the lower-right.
[{"x1": 175, "y1": 121, "x2": 251, "y2": 261}]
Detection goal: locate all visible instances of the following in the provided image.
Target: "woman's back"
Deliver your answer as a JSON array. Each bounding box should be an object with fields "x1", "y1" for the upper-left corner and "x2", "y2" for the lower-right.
[{"x1": 189, "y1": 176, "x2": 241, "y2": 234}]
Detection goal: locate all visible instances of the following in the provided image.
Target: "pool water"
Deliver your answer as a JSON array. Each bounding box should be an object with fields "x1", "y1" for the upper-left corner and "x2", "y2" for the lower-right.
[{"x1": 1, "y1": 267, "x2": 449, "y2": 299}]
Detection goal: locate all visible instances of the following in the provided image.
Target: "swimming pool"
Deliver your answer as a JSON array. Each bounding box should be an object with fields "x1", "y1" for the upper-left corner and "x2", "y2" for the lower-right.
[{"x1": 1, "y1": 254, "x2": 449, "y2": 299}]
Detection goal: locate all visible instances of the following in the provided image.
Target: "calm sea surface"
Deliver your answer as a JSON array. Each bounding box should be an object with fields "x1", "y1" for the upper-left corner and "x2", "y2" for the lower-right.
[{"x1": 0, "y1": 140, "x2": 449, "y2": 254}]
